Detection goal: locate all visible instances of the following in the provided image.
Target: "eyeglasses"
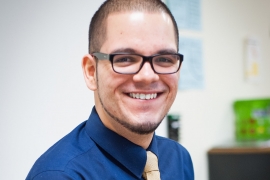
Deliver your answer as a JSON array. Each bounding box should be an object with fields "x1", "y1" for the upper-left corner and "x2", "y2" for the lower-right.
[{"x1": 92, "y1": 52, "x2": 183, "y2": 74}]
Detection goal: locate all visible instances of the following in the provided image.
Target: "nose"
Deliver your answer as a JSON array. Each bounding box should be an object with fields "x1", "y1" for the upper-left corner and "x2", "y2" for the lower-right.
[{"x1": 132, "y1": 62, "x2": 159, "y2": 84}]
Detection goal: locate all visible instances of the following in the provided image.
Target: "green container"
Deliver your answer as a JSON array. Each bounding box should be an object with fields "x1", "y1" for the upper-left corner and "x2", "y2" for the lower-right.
[{"x1": 233, "y1": 98, "x2": 270, "y2": 141}]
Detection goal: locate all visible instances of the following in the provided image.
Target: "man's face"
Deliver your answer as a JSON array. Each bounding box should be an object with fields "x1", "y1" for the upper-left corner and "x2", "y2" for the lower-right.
[{"x1": 95, "y1": 11, "x2": 179, "y2": 135}]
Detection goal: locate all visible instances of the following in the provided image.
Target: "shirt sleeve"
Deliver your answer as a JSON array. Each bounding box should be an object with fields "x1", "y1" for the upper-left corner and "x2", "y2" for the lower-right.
[{"x1": 31, "y1": 171, "x2": 76, "y2": 180}]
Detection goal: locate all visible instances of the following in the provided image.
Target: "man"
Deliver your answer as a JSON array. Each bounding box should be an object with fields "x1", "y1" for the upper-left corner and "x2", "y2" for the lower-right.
[{"x1": 26, "y1": 0, "x2": 194, "y2": 179}]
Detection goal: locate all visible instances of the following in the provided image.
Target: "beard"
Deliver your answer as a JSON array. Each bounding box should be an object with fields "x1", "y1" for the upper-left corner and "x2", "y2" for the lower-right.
[
  {"x1": 96, "y1": 67, "x2": 163, "y2": 135},
  {"x1": 99, "y1": 96, "x2": 163, "y2": 135}
]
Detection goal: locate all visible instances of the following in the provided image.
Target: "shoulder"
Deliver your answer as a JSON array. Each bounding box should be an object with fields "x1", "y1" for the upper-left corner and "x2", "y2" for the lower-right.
[
  {"x1": 155, "y1": 136, "x2": 194, "y2": 180},
  {"x1": 26, "y1": 170, "x2": 76, "y2": 180},
  {"x1": 155, "y1": 135, "x2": 189, "y2": 153},
  {"x1": 26, "y1": 121, "x2": 95, "y2": 180},
  {"x1": 155, "y1": 135, "x2": 192, "y2": 160}
]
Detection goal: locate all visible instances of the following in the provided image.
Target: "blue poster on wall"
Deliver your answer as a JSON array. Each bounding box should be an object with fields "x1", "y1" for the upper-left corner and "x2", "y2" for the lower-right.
[
  {"x1": 166, "y1": 0, "x2": 202, "y2": 31},
  {"x1": 178, "y1": 37, "x2": 204, "y2": 90}
]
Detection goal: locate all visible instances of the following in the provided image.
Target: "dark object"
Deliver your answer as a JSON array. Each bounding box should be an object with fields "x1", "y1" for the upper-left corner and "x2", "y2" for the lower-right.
[
  {"x1": 208, "y1": 146, "x2": 270, "y2": 180},
  {"x1": 167, "y1": 114, "x2": 180, "y2": 141}
]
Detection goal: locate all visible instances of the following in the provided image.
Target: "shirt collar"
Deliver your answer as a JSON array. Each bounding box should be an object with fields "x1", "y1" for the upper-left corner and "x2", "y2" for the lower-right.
[{"x1": 85, "y1": 107, "x2": 158, "y2": 179}]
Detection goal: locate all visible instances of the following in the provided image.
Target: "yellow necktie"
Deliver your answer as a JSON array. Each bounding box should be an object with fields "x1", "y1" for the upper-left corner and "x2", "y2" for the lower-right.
[{"x1": 143, "y1": 151, "x2": 161, "y2": 180}]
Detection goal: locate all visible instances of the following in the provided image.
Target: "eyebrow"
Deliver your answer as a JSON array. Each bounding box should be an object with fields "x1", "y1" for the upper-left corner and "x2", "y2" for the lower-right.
[
  {"x1": 110, "y1": 48, "x2": 177, "y2": 55},
  {"x1": 156, "y1": 49, "x2": 177, "y2": 54},
  {"x1": 110, "y1": 48, "x2": 137, "y2": 54}
]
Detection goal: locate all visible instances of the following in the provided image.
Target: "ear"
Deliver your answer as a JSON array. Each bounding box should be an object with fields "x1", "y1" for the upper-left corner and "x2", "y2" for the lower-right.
[{"x1": 82, "y1": 54, "x2": 97, "y2": 91}]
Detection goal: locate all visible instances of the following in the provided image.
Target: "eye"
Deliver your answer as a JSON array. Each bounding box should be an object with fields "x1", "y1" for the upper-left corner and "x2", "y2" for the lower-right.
[
  {"x1": 154, "y1": 56, "x2": 174, "y2": 64},
  {"x1": 113, "y1": 57, "x2": 133, "y2": 63},
  {"x1": 113, "y1": 55, "x2": 140, "y2": 67},
  {"x1": 156, "y1": 57, "x2": 173, "y2": 63},
  {"x1": 153, "y1": 55, "x2": 178, "y2": 67},
  {"x1": 113, "y1": 55, "x2": 140, "y2": 63}
]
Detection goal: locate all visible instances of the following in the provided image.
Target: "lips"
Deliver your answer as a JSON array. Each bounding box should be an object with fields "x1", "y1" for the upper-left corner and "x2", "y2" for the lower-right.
[{"x1": 129, "y1": 93, "x2": 157, "y2": 100}]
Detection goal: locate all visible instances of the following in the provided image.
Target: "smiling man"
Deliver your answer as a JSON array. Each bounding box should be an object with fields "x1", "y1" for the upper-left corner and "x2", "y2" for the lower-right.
[{"x1": 26, "y1": 0, "x2": 194, "y2": 179}]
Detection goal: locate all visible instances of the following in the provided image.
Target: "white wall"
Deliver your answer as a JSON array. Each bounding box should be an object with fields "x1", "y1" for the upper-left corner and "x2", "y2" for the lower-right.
[
  {"x1": 0, "y1": 1, "x2": 101, "y2": 179},
  {"x1": 0, "y1": 0, "x2": 269, "y2": 180}
]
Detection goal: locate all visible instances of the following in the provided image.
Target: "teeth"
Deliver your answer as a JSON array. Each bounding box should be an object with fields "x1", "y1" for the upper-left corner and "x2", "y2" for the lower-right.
[
  {"x1": 140, "y1": 94, "x2": 146, "y2": 99},
  {"x1": 129, "y1": 93, "x2": 158, "y2": 100}
]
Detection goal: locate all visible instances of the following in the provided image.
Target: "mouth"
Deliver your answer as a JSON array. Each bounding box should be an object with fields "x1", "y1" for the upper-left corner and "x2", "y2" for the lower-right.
[{"x1": 128, "y1": 93, "x2": 158, "y2": 100}]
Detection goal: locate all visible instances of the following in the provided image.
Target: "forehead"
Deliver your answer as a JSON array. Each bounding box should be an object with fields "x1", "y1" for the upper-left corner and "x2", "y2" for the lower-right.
[{"x1": 100, "y1": 11, "x2": 177, "y2": 55}]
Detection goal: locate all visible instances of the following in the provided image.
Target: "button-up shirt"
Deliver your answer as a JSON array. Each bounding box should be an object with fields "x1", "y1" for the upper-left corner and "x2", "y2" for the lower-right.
[{"x1": 26, "y1": 107, "x2": 194, "y2": 179}]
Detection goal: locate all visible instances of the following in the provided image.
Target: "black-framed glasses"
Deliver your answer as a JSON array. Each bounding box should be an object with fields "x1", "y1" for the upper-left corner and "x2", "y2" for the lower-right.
[{"x1": 92, "y1": 52, "x2": 183, "y2": 74}]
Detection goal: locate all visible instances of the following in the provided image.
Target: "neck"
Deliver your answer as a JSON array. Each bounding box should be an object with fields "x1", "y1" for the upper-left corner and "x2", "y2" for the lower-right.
[
  {"x1": 102, "y1": 117, "x2": 154, "y2": 149},
  {"x1": 113, "y1": 125, "x2": 154, "y2": 149},
  {"x1": 101, "y1": 115, "x2": 154, "y2": 149},
  {"x1": 95, "y1": 102, "x2": 155, "y2": 149}
]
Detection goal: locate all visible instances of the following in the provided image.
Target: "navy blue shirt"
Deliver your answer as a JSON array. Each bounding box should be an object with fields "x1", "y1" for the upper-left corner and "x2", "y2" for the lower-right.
[{"x1": 26, "y1": 107, "x2": 194, "y2": 179}]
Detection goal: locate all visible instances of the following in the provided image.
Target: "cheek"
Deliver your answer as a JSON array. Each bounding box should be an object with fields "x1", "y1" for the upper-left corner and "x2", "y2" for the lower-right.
[
  {"x1": 97, "y1": 62, "x2": 113, "y2": 84},
  {"x1": 173, "y1": 73, "x2": 180, "y2": 89},
  {"x1": 97, "y1": 64, "x2": 129, "y2": 96},
  {"x1": 165, "y1": 74, "x2": 179, "y2": 91},
  {"x1": 168, "y1": 76, "x2": 179, "y2": 104}
]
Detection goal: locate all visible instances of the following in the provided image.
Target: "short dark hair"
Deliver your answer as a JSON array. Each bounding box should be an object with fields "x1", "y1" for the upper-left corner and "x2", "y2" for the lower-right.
[{"x1": 88, "y1": 0, "x2": 179, "y2": 54}]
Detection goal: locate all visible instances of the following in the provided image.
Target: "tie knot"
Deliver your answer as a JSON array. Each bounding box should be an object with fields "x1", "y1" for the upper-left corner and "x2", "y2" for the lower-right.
[{"x1": 143, "y1": 151, "x2": 160, "y2": 180}]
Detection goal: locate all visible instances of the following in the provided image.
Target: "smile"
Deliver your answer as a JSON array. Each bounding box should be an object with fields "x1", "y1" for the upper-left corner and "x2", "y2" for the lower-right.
[{"x1": 129, "y1": 93, "x2": 157, "y2": 100}]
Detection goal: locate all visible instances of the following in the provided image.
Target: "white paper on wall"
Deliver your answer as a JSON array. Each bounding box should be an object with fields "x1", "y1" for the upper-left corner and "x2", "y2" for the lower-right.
[{"x1": 244, "y1": 37, "x2": 261, "y2": 83}]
